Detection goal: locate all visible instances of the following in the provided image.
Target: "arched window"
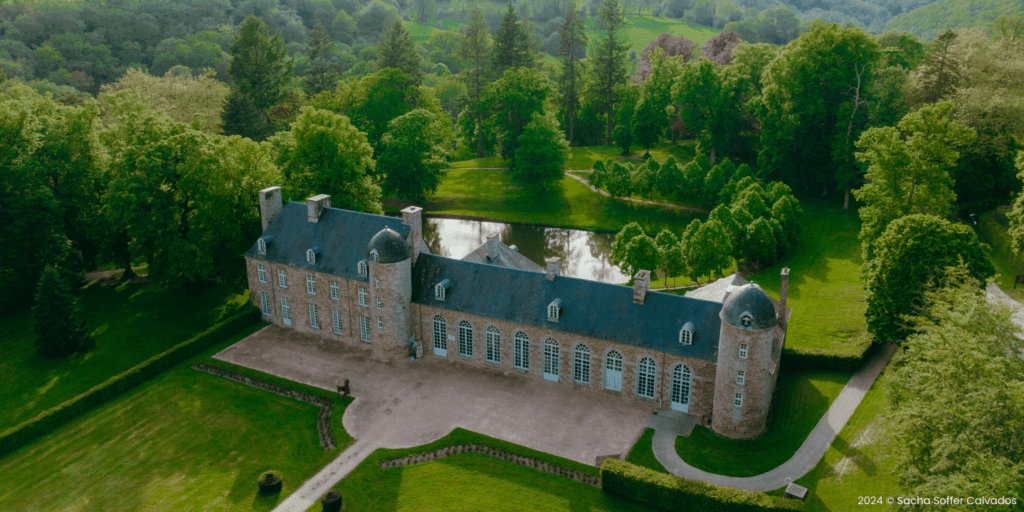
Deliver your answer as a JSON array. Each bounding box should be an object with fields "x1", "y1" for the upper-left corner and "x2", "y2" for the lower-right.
[
  {"x1": 433, "y1": 315, "x2": 447, "y2": 353},
  {"x1": 306, "y1": 249, "x2": 316, "y2": 264},
  {"x1": 679, "y1": 321, "x2": 694, "y2": 345},
  {"x1": 369, "y1": 249, "x2": 379, "y2": 262},
  {"x1": 637, "y1": 357, "x2": 656, "y2": 399},
  {"x1": 514, "y1": 332, "x2": 530, "y2": 369},
  {"x1": 435, "y1": 284, "x2": 445, "y2": 299},
  {"x1": 574, "y1": 344, "x2": 590, "y2": 384},
  {"x1": 543, "y1": 338, "x2": 559, "y2": 380},
  {"x1": 604, "y1": 350, "x2": 623, "y2": 391},
  {"x1": 486, "y1": 326, "x2": 500, "y2": 363},
  {"x1": 740, "y1": 312, "x2": 753, "y2": 327},
  {"x1": 257, "y1": 238, "x2": 266, "y2": 253},
  {"x1": 358, "y1": 260, "x2": 367, "y2": 276},
  {"x1": 458, "y1": 320, "x2": 473, "y2": 357}
]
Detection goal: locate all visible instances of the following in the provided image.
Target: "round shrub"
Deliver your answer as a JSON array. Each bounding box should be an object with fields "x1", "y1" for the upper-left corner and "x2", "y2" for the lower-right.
[
  {"x1": 321, "y1": 489, "x2": 343, "y2": 512},
  {"x1": 257, "y1": 470, "x2": 283, "y2": 494}
]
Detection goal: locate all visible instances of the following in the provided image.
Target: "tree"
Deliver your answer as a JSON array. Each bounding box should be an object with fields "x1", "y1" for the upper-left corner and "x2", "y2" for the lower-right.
[
  {"x1": 742, "y1": 217, "x2": 777, "y2": 270},
  {"x1": 863, "y1": 214, "x2": 994, "y2": 344},
  {"x1": 632, "y1": 161, "x2": 656, "y2": 203},
  {"x1": 558, "y1": 1, "x2": 588, "y2": 146},
  {"x1": 1006, "y1": 152, "x2": 1024, "y2": 254},
  {"x1": 303, "y1": 22, "x2": 340, "y2": 97},
  {"x1": 222, "y1": 90, "x2": 271, "y2": 141},
  {"x1": 33, "y1": 266, "x2": 93, "y2": 357},
  {"x1": 853, "y1": 101, "x2": 976, "y2": 261},
  {"x1": 512, "y1": 111, "x2": 569, "y2": 189},
  {"x1": 654, "y1": 229, "x2": 684, "y2": 286},
  {"x1": 458, "y1": 7, "x2": 493, "y2": 157},
  {"x1": 482, "y1": 67, "x2": 554, "y2": 161},
  {"x1": 621, "y1": 234, "x2": 661, "y2": 280},
  {"x1": 905, "y1": 30, "x2": 962, "y2": 108},
  {"x1": 414, "y1": 0, "x2": 434, "y2": 24},
  {"x1": 888, "y1": 265, "x2": 1024, "y2": 499},
  {"x1": 493, "y1": 3, "x2": 533, "y2": 75},
  {"x1": 673, "y1": 57, "x2": 744, "y2": 164},
  {"x1": 224, "y1": 15, "x2": 294, "y2": 139},
  {"x1": 604, "y1": 161, "x2": 635, "y2": 198},
  {"x1": 682, "y1": 218, "x2": 732, "y2": 283},
  {"x1": 592, "y1": 0, "x2": 630, "y2": 143},
  {"x1": 378, "y1": 19, "x2": 424, "y2": 85},
  {"x1": 610, "y1": 221, "x2": 645, "y2": 269},
  {"x1": 378, "y1": 109, "x2": 448, "y2": 201},
  {"x1": 271, "y1": 107, "x2": 382, "y2": 214},
  {"x1": 99, "y1": 68, "x2": 228, "y2": 134}
]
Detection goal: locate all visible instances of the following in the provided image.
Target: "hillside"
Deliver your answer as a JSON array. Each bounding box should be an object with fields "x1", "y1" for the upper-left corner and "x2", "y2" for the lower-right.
[{"x1": 885, "y1": 0, "x2": 1023, "y2": 40}]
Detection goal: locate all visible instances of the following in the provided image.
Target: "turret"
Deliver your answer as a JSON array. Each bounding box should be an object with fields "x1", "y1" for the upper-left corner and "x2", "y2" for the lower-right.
[{"x1": 365, "y1": 227, "x2": 413, "y2": 361}]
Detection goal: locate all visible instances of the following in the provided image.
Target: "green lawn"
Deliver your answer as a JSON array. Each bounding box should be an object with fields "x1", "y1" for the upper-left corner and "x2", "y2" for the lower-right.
[
  {"x1": 0, "y1": 323, "x2": 355, "y2": 512},
  {"x1": 745, "y1": 199, "x2": 872, "y2": 355},
  {"x1": 446, "y1": 141, "x2": 695, "y2": 172},
  {"x1": 674, "y1": 369, "x2": 851, "y2": 477},
  {"x1": 309, "y1": 428, "x2": 656, "y2": 512},
  {"x1": 0, "y1": 280, "x2": 250, "y2": 432},
  {"x1": 404, "y1": 167, "x2": 703, "y2": 233},
  {"x1": 785, "y1": 357, "x2": 905, "y2": 511},
  {"x1": 625, "y1": 428, "x2": 669, "y2": 474}
]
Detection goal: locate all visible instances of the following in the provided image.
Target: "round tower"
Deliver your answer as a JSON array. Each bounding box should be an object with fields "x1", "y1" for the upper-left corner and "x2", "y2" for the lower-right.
[
  {"x1": 366, "y1": 227, "x2": 412, "y2": 361},
  {"x1": 711, "y1": 283, "x2": 778, "y2": 440}
]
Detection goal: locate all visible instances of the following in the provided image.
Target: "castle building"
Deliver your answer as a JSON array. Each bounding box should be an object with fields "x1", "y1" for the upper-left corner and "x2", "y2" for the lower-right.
[{"x1": 245, "y1": 188, "x2": 792, "y2": 440}]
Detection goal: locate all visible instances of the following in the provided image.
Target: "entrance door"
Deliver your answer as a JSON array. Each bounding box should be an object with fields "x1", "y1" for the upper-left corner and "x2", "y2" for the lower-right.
[
  {"x1": 281, "y1": 297, "x2": 291, "y2": 326},
  {"x1": 671, "y1": 365, "x2": 691, "y2": 413},
  {"x1": 432, "y1": 315, "x2": 447, "y2": 357},
  {"x1": 604, "y1": 351, "x2": 622, "y2": 391},
  {"x1": 543, "y1": 339, "x2": 559, "y2": 382}
]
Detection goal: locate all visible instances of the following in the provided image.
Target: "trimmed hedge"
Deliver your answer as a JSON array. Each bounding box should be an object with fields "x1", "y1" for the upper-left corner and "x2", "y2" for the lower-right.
[
  {"x1": 0, "y1": 306, "x2": 262, "y2": 458},
  {"x1": 321, "y1": 489, "x2": 343, "y2": 512},
  {"x1": 600, "y1": 459, "x2": 803, "y2": 512},
  {"x1": 782, "y1": 346, "x2": 866, "y2": 373},
  {"x1": 257, "y1": 470, "x2": 283, "y2": 494}
]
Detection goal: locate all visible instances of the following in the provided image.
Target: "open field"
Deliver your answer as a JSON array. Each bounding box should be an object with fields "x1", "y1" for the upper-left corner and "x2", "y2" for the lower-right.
[
  {"x1": 0, "y1": 323, "x2": 355, "y2": 512},
  {"x1": 674, "y1": 369, "x2": 851, "y2": 477},
  {"x1": 0, "y1": 280, "x2": 250, "y2": 431}
]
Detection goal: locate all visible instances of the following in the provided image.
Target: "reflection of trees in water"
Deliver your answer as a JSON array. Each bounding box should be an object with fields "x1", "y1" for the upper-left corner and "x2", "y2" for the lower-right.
[
  {"x1": 544, "y1": 228, "x2": 571, "y2": 262},
  {"x1": 423, "y1": 219, "x2": 447, "y2": 257}
]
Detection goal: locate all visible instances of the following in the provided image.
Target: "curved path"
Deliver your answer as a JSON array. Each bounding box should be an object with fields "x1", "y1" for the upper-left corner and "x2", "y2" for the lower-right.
[{"x1": 651, "y1": 342, "x2": 897, "y2": 492}]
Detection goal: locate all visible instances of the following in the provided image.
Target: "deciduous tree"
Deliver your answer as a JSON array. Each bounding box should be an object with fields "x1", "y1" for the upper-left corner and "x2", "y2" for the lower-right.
[
  {"x1": 512, "y1": 111, "x2": 569, "y2": 189},
  {"x1": 379, "y1": 109, "x2": 448, "y2": 201}
]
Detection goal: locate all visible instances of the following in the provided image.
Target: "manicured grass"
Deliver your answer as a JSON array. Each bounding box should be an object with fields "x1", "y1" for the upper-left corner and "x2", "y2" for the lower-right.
[
  {"x1": 675, "y1": 369, "x2": 851, "y2": 477},
  {"x1": 976, "y1": 210, "x2": 1024, "y2": 303},
  {"x1": 625, "y1": 428, "x2": 669, "y2": 474},
  {"x1": 0, "y1": 323, "x2": 355, "y2": 512},
  {"x1": 782, "y1": 356, "x2": 904, "y2": 510},
  {"x1": 410, "y1": 167, "x2": 704, "y2": 233},
  {"x1": 0, "y1": 280, "x2": 250, "y2": 431},
  {"x1": 446, "y1": 141, "x2": 694, "y2": 172},
  {"x1": 446, "y1": 156, "x2": 509, "y2": 169},
  {"x1": 309, "y1": 428, "x2": 657, "y2": 512},
  {"x1": 746, "y1": 198, "x2": 872, "y2": 356}
]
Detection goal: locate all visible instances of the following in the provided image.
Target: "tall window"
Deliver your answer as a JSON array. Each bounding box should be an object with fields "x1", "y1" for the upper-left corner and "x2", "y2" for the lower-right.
[
  {"x1": 548, "y1": 303, "x2": 559, "y2": 320},
  {"x1": 257, "y1": 263, "x2": 266, "y2": 283},
  {"x1": 543, "y1": 339, "x2": 559, "y2": 377},
  {"x1": 330, "y1": 281, "x2": 339, "y2": 300},
  {"x1": 604, "y1": 350, "x2": 623, "y2": 391},
  {"x1": 309, "y1": 303, "x2": 319, "y2": 329},
  {"x1": 360, "y1": 317, "x2": 370, "y2": 342},
  {"x1": 260, "y1": 291, "x2": 269, "y2": 315},
  {"x1": 739, "y1": 344, "x2": 748, "y2": 359},
  {"x1": 369, "y1": 249, "x2": 379, "y2": 262},
  {"x1": 514, "y1": 332, "x2": 530, "y2": 369},
  {"x1": 306, "y1": 249, "x2": 316, "y2": 264},
  {"x1": 358, "y1": 260, "x2": 367, "y2": 276},
  {"x1": 358, "y1": 287, "x2": 367, "y2": 306},
  {"x1": 377, "y1": 317, "x2": 382, "y2": 329},
  {"x1": 281, "y1": 297, "x2": 291, "y2": 322},
  {"x1": 458, "y1": 321, "x2": 473, "y2": 357},
  {"x1": 375, "y1": 277, "x2": 379, "y2": 289},
  {"x1": 637, "y1": 357, "x2": 656, "y2": 398},
  {"x1": 486, "y1": 326, "x2": 500, "y2": 363},
  {"x1": 574, "y1": 344, "x2": 590, "y2": 384},
  {"x1": 736, "y1": 370, "x2": 745, "y2": 385},
  {"x1": 332, "y1": 309, "x2": 342, "y2": 335},
  {"x1": 672, "y1": 365, "x2": 691, "y2": 406},
  {"x1": 376, "y1": 298, "x2": 382, "y2": 309},
  {"x1": 435, "y1": 283, "x2": 445, "y2": 300},
  {"x1": 679, "y1": 326, "x2": 692, "y2": 345},
  {"x1": 306, "y1": 275, "x2": 316, "y2": 295},
  {"x1": 734, "y1": 393, "x2": 743, "y2": 407},
  {"x1": 433, "y1": 315, "x2": 447, "y2": 351},
  {"x1": 257, "y1": 238, "x2": 266, "y2": 253},
  {"x1": 278, "y1": 269, "x2": 288, "y2": 288}
]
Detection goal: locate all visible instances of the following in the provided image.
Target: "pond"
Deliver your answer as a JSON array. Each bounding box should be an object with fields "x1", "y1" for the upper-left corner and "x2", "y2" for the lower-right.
[{"x1": 421, "y1": 216, "x2": 631, "y2": 284}]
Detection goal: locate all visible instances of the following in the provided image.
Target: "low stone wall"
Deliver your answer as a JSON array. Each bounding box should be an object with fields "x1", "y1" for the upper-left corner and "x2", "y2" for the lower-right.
[
  {"x1": 191, "y1": 362, "x2": 336, "y2": 450},
  {"x1": 378, "y1": 443, "x2": 601, "y2": 488}
]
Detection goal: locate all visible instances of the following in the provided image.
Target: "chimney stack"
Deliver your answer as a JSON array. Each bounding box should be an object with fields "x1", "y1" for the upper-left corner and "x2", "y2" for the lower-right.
[
  {"x1": 401, "y1": 206, "x2": 426, "y2": 263},
  {"x1": 259, "y1": 186, "x2": 283, "y2": 231},
  {"x1": 633, "y1": 270, "x2": 651, "y2": 305},
  {"x1": 779, "y1": 267, "x2": 790, "y2": 325},
  {"x1": 306, "y1": 194, "x2": 331, "y2": 223},
  {"x1": 487, "y1": 234, "x2": 500, "y2": 261},
  {"x1": 545, "y1": 257, "x2": 561, "y2": 281}
]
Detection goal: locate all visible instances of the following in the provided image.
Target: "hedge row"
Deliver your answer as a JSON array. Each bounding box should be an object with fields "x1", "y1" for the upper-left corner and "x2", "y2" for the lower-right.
[
  {"x1": 0, "y1": 306, "x2": 262, "y2": 458},
  {"x1": 600, "y1": 459, "x2": 803, "y2": 512},
  {"x1": 781, "y1": 345, "x2": 868, "y2": 373}
]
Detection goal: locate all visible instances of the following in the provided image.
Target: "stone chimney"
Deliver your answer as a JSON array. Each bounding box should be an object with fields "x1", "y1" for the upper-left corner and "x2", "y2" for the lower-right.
[
  {"x1": 401, "y1": 206, "x2": 427, "y2": 263},
  {"x1": 779, "y1": 267, "x2": 790, "y2": 325},
  {"x1": 545, "y1": 257, "x2": 561, "y2": 281},
  {"x1": 633, "y1": 270, "x2": 651, "y2": 305},
  {"x1": 259, "y1": 186, "x2": 283, "y2": 231},
  {"x1": 306, "y1": 194, "x2": 331, "y2": 223},
  {"x1": 487, "y1": 234, "x2": 500, "y2": 261}
]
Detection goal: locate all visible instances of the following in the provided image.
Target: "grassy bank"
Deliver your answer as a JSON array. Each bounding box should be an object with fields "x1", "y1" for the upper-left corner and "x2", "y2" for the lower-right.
[{"x1": 0, "y1": 280, "x2": 250, "y2": 431}]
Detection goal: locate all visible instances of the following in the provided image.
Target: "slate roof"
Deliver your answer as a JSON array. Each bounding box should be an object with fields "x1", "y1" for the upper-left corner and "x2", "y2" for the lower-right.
[
  {"x1": 721, "y1": 283, "x2": 778, "y2": 330},
  {"x1": 685, "y1": 273, "x2": 749, "y2": 303},
  {"x1": 411, "y1": 253, "x2": 724, "y2": 361},
  {"x1": 368, "y1": 227, "x2": 410, "y2": 263},
  {"x1": 461, "y1": 238, "x2": 544, "y2": 272},
  {"x1": 245, "y1": 202, "x2": 409, "y2": 281}
]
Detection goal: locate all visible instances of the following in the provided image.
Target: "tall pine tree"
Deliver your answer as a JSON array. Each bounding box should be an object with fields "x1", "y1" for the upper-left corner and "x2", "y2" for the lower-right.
[
  {"x1": 458, "y1": 7, "x2": 493, "y2": 157},
  {"x1": 223, "y1": 15, "x2": 293, "y2": 140},
  {"x1": 558, "y1": 1, "x2": 588, "y2": 146},
  {"x1": 493, "y1": 3, "x2": 533, "y2": 75},
  {"x1": 378, "y1": 19, "x2": 425, "y2": 85},
  {"x1": 303, "y1": 22, "x2": 340, "y2": 97},
  {"x1": 592, "y1": 0, "x2": 630, "y2": 144},
  {"x1": 33, "y1": 266, "x2": 93, "y2": 358}
]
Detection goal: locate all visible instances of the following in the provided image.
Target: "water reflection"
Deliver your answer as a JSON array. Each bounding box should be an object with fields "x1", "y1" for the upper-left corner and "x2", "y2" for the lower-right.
[{"x1": 425, "y1": 216, "x2": 630, "y2": 284}]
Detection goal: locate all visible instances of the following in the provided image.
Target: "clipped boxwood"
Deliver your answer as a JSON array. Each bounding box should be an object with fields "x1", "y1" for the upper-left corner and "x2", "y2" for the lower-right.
[
  {"x1": 321, "y1": 489, "x2": 343, "y2": 512},
  {"x1": 258, "y1": 470, "x2": 284, "y2": 494},
  {"x1": 0, "y1": 306, "x2": 261, "y2": 458},
  {"x1": 600, "y1": 459, "x2": 802, "y2": 512},
  {"x1": 782, "y1": 342, "x2": 873, "y2": 373}
]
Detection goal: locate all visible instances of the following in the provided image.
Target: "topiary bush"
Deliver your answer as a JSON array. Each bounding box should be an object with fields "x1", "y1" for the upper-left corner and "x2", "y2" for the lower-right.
[
  {"x1": 257, "y1": 470, "x2": 284, "y2": 494},
  {"x1": 321, "y1": 489, "x2": 343, "y2": 512}
]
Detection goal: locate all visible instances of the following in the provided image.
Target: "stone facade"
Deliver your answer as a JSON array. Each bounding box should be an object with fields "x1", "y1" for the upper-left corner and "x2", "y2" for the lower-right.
[
  {"x1": 712, "y1": 320, "x2": 778, "y2": 439},
  {"x1": 368, "y1": 258, "x2": 412, "y2": 361}
]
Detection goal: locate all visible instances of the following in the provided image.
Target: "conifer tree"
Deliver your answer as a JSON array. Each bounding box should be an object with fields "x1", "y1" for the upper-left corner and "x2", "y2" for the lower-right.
[
  {"x1": 224, "y1": 15, "x2": 293, "y2": 140},
  {"x1": 33, "y1": 266, "x2": 94, "y2": 358},
  {"x1": 558, "y1": 1, "x2": 588, "y2": 146},
  {"x1": 493, "y1": 3, "x2": 533, "y2": 75},
  {"x1": 378, "y1": 19, "x2": 425, "y2": 84},
  {"x1": 592, "y1": 0, "x2": 630, "y2": 143},
  {"x1": 458, "y1": 7, "x2": 493, "y2": 157},
  {"x1": 304, "y1": 22, "x2": 340, "y2": 97}
]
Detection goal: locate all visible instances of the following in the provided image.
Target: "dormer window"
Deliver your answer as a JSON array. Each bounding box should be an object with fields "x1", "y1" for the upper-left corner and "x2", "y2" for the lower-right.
[
  {"x1": 369, "y1": 249, "x2": 379, "y2": 263},
  {"x1": 435, "y1": 279, "x2": 451, "y2": 300},
  {"x1": 547, "y1": 299, "x2": 562, "y2": 321},
  {"x1": 257, "y1": 238, "x2": 267, "y2": 254},
  {"x1": 358, "y1": 260, "x2": 367, "y2": 276},
  {"x1": 306, "y1": 247, "x2": 320, "y2": 264},
  {"x1": 740, "y1": 312, "x2": 753, "y2": 327},
  {"x1": 679, "y1": 321, "x2": 694, "y2": 345}
]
